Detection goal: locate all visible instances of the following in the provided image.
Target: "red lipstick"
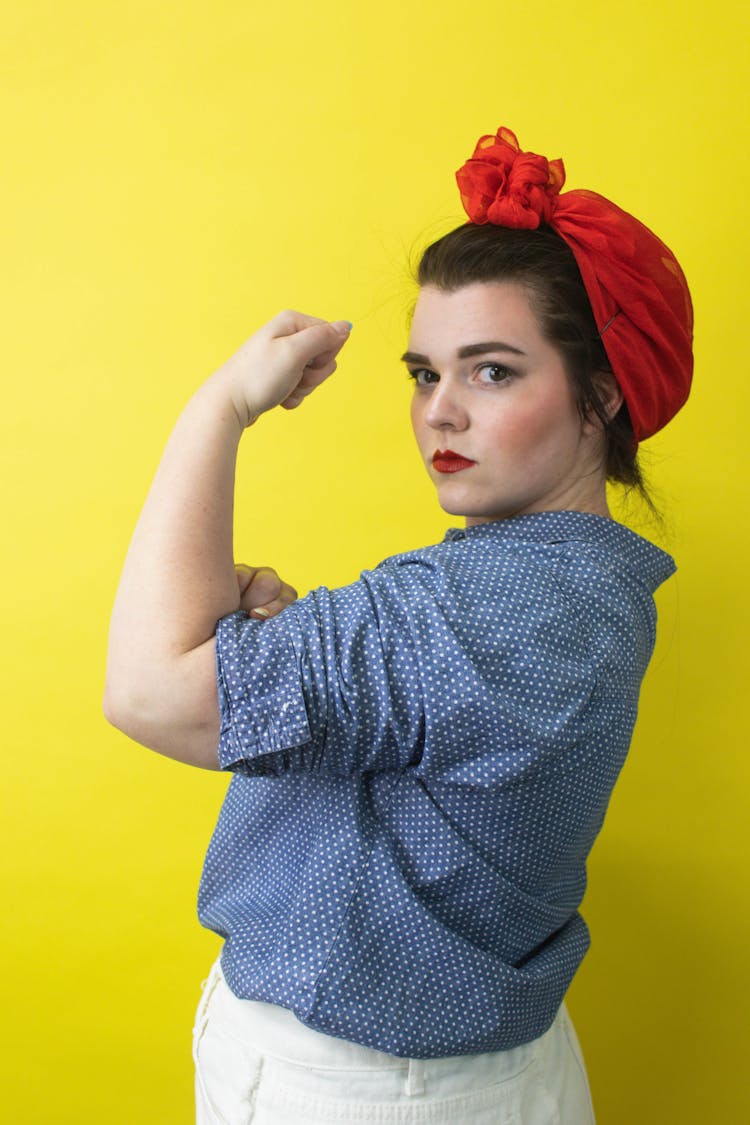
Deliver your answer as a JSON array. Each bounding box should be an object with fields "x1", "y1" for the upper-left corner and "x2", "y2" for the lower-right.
[{"x1": 432, "y1": 449, "x2": 476, "y2": 474}]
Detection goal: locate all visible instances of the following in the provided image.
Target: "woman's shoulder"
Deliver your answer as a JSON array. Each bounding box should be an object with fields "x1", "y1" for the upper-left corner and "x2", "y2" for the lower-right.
[{"x1": 373, "y1": 511, "x2": 675, "y2": 595}]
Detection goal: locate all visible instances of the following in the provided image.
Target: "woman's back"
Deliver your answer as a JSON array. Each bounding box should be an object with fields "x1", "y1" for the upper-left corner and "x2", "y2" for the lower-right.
[{"x1": 199, "y1": 511, "x2": 675, "y2": 1057}]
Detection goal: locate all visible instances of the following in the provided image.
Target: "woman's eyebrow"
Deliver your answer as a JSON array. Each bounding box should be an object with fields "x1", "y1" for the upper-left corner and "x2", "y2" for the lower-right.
[
  {"x1": 400, "y1": 341, "x2": 526, "y2": 364},
  {"x1": 459, "y1": 341, "x2": 527, "y2": 358}
]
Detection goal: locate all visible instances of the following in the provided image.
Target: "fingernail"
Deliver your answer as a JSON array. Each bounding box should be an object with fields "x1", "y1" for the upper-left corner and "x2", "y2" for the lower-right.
[
  {"x1": 253, "y1": 607, "x2": 270, "y2": 618},
  {"x1": 333, "y1": 320, "x2": 352, "y2": 335}
]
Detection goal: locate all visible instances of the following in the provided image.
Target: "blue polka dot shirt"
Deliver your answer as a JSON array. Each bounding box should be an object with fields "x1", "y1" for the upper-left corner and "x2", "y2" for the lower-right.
[{"x1": 197, "y1": 510, "x2": 675, "y2": 1058}]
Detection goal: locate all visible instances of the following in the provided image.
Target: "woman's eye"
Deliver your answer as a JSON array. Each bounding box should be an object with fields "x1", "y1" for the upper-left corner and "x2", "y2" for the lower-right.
[
  {"x1": 477, "y1": 363, "x2": 513, "y2": 384},
  {"x1": 408, "y1": 368, "x2": 440, "y2": 386}
]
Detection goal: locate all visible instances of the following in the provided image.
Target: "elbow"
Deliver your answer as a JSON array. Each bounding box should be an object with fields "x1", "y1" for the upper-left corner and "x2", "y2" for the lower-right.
[
  {"x1": 102, "y1": 663, "x2": 169, "y2": 740},
  {"x1": 102, "y1": 680, "x2": 149, "y2": 740},
  {"x1": 101, "y1": 680, "x2": 222, "y2": 772},
  {"x1": 102, "y1": 680, "x2": 128, "y2": 733}
]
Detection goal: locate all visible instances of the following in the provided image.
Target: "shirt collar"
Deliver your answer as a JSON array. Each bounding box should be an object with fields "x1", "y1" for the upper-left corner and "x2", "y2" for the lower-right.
[{"x1": 442, "y1": 511, "x2": 676, "y2": 590}]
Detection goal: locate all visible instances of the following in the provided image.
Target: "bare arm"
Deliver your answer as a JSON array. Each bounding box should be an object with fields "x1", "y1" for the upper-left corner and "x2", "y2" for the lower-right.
[{"x1": 103, "y1": 310, "x2": 351, "y2": 769}]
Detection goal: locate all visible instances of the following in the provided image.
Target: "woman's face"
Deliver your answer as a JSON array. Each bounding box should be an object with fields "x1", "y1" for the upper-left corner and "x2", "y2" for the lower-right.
[{"x1": 406, "y1": 281, "x2": 610, "y2": 524}]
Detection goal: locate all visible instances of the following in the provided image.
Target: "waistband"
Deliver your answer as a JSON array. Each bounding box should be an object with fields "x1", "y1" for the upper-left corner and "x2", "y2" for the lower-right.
[{"x1": 198, "y1": 955, "x2": 566, "y2": 1088}]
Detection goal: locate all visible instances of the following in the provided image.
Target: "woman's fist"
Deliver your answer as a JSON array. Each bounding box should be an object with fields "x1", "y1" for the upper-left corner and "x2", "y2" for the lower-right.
[
  {"x1": 235, "y1": 563, "x2": 298, "y2": 620},
  {"x1": 213, "y1": 311, "x2": 351, "y2": 428}
]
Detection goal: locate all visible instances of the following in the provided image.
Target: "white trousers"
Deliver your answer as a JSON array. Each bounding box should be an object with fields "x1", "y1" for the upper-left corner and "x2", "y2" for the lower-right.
[{"x1": 193, "y1": 956, "x2": 596, "y2": 1124}]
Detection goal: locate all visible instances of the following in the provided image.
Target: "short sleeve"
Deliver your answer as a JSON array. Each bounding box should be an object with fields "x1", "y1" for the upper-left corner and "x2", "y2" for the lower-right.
[{"x1": 214, "y1": 566, "x2": 425, "y2": 777}]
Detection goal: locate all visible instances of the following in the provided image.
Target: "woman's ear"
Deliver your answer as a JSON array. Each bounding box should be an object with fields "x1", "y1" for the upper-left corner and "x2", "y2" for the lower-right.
[{"x1": 583, "y1": 371, "x2": 624, "y2": 433}]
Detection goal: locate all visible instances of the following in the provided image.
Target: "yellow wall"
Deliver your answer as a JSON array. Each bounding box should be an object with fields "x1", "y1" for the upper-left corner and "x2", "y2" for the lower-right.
[{"x1": 2, "y1": 2, "x2": 747, "y2": 1121}]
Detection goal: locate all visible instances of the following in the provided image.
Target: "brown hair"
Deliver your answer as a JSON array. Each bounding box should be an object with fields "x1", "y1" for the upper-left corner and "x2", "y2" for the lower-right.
[{"x1": 415, "y1": 222, "x2": 653, "y2": 505}]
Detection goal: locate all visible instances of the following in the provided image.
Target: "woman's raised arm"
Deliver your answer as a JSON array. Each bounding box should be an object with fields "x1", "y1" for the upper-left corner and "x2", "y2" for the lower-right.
[{"x1": 102, "y1": 311, "x2": 351, "y2": 768}]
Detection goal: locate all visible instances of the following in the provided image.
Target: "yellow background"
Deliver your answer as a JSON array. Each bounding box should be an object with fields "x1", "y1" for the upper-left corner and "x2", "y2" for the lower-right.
[{"x1": 2, "y1": 2, "x2": 748, "y2": 1121}]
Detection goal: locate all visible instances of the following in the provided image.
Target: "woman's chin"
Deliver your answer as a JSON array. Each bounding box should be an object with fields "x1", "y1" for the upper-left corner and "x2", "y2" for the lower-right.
[{"x1": 438, "y1": 498, "x2": 496, "y2": 520}]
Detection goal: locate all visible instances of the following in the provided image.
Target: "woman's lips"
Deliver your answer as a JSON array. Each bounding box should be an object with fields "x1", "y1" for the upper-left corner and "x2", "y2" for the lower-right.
[{"x1": 432, "y1": 449, "x2": 477, "y2": 474}]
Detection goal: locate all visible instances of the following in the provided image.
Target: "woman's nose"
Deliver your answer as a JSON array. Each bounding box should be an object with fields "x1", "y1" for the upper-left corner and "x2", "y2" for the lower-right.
[{"x1": 423, "y1": 378, "x2": 469, "y2": 430}]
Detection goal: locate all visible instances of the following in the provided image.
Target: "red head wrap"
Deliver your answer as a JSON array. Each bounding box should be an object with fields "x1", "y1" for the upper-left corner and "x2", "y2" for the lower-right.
[{"x1": 455, "y1": 127, "x2": 693, "y2": 442}]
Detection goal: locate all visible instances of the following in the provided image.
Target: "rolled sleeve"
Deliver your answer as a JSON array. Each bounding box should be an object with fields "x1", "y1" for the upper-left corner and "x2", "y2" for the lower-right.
[
  {"x1": 214, "y1": 566, "x2": 425, "y2": 777},
  {"x1": 215, "y1": 608, "x2": 316, "y2": 774}
]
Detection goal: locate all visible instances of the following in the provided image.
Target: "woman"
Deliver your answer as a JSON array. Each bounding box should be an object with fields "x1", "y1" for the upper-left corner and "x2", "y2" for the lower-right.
[{"x1": 104, "y1": 126, "x2": 693, "y2": 1123}]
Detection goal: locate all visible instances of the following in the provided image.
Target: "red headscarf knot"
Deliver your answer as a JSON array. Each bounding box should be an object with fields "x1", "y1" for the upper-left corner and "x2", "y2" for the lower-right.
[
  {"x1": 456, "y1": 127, "x2": 566, "y2": 230},
  {"x1": 454, "y1": 127, "x2": 694, "y2": 441}
]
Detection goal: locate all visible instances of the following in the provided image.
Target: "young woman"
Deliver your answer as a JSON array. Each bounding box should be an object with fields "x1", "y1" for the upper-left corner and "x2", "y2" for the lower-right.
[{"x1": 104, "y1": 126, "x2": 693, "y2": 1123}]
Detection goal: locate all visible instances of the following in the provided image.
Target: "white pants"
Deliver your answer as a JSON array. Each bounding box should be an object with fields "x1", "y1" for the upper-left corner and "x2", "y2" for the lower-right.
[{"x1": 193, "y1": 956, "x2": 596, "y2": 1124}]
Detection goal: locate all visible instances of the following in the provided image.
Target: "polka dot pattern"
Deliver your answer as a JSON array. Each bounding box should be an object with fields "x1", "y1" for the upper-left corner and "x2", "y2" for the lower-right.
[{"x1": 197, "y1": 511, "x2": 675, "y2": 1058}]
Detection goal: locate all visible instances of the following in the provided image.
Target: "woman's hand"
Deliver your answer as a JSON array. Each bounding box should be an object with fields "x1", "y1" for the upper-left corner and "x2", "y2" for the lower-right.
[
  {"x1": 211, "y1": 310, "x2": 352, "y2": 429},
  {"x1": 235, "y1": 563, "x2": 298, "y2": 620}
]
